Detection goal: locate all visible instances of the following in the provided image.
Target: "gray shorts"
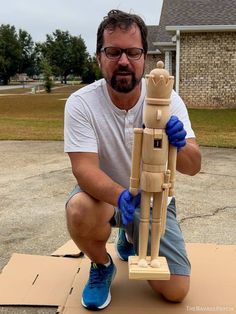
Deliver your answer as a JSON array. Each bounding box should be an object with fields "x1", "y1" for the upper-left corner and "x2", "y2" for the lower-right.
[{"x1": 66, "y1": 185, "x2": 191, "y2": 276}]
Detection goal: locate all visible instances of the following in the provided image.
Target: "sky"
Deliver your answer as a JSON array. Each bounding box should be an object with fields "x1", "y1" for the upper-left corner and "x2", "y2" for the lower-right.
[{"x1": 0, "y1": 0, "x2": 163, "y2": 55}]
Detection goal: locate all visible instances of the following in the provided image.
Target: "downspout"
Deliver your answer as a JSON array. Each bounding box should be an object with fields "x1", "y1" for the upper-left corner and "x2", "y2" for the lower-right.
[{"x1": 176, "y1": 30, "x2": 180, "y2": 93}]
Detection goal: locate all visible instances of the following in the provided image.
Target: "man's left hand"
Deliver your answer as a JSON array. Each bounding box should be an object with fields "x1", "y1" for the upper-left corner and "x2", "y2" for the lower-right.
[{"x1": 166, "y1": 115, "x2": 187, "y2": 150}]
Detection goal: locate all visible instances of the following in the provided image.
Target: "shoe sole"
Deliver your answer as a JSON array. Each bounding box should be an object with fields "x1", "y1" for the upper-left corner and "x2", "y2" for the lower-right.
[
  {"x1": 81, "y1": 292, "x2": 111, "y2": 310},
  {"x1": 81, "y1": 265, "x2": 117, "y2": 310}
]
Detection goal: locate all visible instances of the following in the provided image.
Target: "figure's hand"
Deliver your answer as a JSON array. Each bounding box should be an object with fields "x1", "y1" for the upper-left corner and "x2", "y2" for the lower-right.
[
  {"x1": 166, "y1": 115, "x2": 187, "y2": 150},
  {"x1": 129, "y1": 187, "x2": 139, "y2": 196},
  {"x1": 118, "y1": 189, "x2": 141, "y2": 225}
]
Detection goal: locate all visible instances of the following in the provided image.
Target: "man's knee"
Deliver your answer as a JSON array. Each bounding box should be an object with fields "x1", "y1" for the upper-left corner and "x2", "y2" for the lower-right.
[
  {"x1": 148, "y1": 275, "x2": 190, "y2": 303},
  {"x1": 66, "y1": 192, "x2": 88, "y2": 220},
  {"x1": 162, "y1": 283, "x2": 189, "y2": 303},
  {"x1": 66, "y1": 192, "x2": 98, "y2": 234},
  {"x1": 66, "y1": 192, "x2": 114, "y2": 234}
]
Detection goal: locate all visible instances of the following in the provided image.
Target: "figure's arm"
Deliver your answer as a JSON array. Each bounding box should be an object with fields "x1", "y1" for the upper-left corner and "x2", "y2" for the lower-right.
[
  {"x1": 129, "y1": 128, "x2": 143, "y2": 195},
  {"x1": 166, "y1": 116, "x2": 201, "y2": 176},
  {"x1": 168, "y1": 145, "x2": 177, "y2": 196},
  {"x1": 68, "y1": 152, "x2": 124, "y2": 206}
]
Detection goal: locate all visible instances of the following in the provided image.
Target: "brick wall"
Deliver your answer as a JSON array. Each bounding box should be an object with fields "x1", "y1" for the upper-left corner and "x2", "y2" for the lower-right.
[
  {"x1": 145, "y1": 53, "x2": 165, "y2": 75},
  {"x1": 180, "y1": 32, "x2": 236, "y2": 108},
  {"x1": 145, "y1": 53, "x2": 176, "y2": 88}
]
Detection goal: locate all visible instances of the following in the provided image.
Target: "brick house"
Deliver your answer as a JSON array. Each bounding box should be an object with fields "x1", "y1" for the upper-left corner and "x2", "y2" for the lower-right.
[{"x1": 146, "y1": 0, "x2": 236, "y2": 108}]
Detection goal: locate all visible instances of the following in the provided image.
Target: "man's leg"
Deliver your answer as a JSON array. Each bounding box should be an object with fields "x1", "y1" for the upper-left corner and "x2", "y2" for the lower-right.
[
  {"x1": 148, "y1": 275, "x2": 190, "y2": 302},
  {"x1": 66, "y1": 190, "x2": 117, "y2": 310},
  {"x1": 66, "y1": 191, "x2": 115, "y2": 264}
]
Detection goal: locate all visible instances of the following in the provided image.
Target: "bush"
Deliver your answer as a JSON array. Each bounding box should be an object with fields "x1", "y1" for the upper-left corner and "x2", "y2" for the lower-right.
[{"x1": 41, "y1": 58, "x2": 53, "y2": 93}]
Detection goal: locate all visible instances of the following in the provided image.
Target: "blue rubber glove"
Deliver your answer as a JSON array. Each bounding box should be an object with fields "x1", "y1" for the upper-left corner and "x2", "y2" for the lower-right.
[
  {"x1": 166, "y1": 115, "x2": 187, "y2": 150},
  {"x1": 118, "y1": 190, "x2": 141, "y2": 225}
]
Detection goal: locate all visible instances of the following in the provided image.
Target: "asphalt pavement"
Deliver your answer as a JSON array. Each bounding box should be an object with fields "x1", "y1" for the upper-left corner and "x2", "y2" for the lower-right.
[{"x1": 0, "y1": 141, "x2": 235, "y2": 314}]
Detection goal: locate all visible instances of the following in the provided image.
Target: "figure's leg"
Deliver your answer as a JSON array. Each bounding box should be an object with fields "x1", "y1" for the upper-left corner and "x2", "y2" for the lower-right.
[
  {"x1": 66, "y1": 191, "x2": 114, "y2": 264},
  {"x1": 138, "y1": 191, "x2": 151, "y2": 267},
  {"x1": 148, "y1": 197, "x2": 191, "y2": 301},
  {"x1": 161, "y1": 170, "x2": 171, "y2": 235},
  {"x1": 150, "y1": 192, "x2": 163, "y2": 267}
]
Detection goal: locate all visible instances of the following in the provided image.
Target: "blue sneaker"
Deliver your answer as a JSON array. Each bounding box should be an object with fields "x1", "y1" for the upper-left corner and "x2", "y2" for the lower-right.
[
  {"x1": 115, "y1": 228, "x2": 135, "y2": 261},
  {"x1": 81, "y1": 254, "x2": 116, "y2": 310}
]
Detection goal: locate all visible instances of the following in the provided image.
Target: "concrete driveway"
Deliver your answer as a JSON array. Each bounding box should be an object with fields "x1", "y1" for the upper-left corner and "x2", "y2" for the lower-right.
[
  {"x1": 0, "y1": 83, "x2": 39, "y2": 91},
  {"x1": 0, "y1": 141, "x2": 235, "y2": 313}
]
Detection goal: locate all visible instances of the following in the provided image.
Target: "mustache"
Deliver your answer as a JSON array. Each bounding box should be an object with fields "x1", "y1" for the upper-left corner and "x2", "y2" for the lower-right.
[{"x1": 114, "y1": 65, "x2": 133, "y2": 74}]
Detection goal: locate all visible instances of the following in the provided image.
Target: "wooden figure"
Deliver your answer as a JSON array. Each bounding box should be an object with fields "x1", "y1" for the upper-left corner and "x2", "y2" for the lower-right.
[{"x1": 128, "y1": 61, "x2": 176, "y2": 280}]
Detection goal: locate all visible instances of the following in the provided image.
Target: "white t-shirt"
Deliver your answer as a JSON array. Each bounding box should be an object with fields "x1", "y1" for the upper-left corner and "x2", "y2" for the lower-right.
[{"x1": 64, "y1": 78, "x2": 195, "y2": 189}]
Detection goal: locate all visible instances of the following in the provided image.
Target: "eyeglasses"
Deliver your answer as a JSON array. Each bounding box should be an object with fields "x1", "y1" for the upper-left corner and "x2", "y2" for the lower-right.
[{"x1": 100, "y1": 47, "x2": 144, "y2": 60}]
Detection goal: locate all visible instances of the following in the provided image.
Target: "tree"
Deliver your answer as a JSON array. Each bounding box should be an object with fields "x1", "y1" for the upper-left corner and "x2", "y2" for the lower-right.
[
  {"x1": 18, "y1": 29, "x2": 34, "y2": 76},
  {"x1": 0, "y1": 24, "x2": 21, "y2": 84},
  {"x1": 81, "y1": 55, "x2": 102, "y2": 84},
  {"x1": 39, "y1": 30, "x2": 88, "y2": 84}
]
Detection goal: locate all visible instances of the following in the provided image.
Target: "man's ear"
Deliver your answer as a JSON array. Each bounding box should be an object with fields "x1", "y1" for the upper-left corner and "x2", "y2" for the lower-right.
[{"x1": 96, "y1": 54, "x2": 101, "y2": 67}]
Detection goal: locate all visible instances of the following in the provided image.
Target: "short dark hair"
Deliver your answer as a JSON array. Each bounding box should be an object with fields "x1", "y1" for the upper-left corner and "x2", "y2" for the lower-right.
[{"x1": 96, "y1": 9, "x2": 148, "y2": 55}]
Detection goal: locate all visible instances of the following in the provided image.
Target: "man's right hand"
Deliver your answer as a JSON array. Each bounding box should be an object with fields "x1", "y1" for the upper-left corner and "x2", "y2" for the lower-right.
[{"x1": 118, "y1": 189, "x2": 141, "y2": 225}]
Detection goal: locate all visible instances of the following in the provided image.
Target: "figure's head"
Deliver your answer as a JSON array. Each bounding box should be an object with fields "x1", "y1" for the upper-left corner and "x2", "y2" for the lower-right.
[
  {"x1": 143, "y1": 61, "x2": 174, "y2": 128},
  {"x1": 146, "y1": 61, "x2": 173, "y2": 99},
  {"x1": 96, "y1": 10, "x2": 147, "y2": 94}
]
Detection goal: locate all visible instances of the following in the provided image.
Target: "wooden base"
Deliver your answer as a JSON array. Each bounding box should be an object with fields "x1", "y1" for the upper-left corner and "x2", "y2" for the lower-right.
[{"x1": 128, "y1": 256, "x2": 170, "y2": 280}]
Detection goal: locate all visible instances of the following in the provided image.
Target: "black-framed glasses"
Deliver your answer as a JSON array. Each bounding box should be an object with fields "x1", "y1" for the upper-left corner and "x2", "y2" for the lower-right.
[{"x1": 100, "y1": 47, "x2": 144, "y2": 60}]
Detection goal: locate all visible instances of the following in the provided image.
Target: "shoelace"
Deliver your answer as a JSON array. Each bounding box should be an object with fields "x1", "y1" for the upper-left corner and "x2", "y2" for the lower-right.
[{"x1": 88, "y1": 263, "x2": 111, "y2": 288}]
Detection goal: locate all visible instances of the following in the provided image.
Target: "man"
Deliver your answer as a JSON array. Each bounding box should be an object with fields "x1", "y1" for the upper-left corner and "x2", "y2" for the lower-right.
[{"x1": 64, "y1": 9, "x2": 201, "y2": 311}]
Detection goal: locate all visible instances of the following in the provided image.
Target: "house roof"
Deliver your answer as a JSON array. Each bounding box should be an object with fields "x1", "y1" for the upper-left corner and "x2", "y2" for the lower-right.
[
  {"x1": 147, "y1": 25, "x2": 160, "y2": 52},
  {"x1": 154, "y1": 0, "x2": 236, "y2": 44}
]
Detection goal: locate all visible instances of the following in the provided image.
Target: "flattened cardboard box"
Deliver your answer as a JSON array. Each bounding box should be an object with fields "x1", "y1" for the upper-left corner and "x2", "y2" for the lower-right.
[{"x1": 0, "y1": 241, "x2": 235, "y2": 314}]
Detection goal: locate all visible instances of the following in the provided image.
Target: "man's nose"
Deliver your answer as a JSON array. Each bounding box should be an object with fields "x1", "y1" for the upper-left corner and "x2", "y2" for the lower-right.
[{"x1": 118, "y1": 52, "x2": 130, "y2": 64}]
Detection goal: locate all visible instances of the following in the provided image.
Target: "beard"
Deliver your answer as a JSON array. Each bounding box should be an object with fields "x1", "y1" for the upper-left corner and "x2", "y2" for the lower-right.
[{"x1": 108, "y1": 65, "x2": 142, "y2": 93}]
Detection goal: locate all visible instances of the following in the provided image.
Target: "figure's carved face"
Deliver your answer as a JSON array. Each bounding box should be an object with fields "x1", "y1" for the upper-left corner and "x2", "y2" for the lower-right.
[
  {"x1": 143, "y1": 62, "x2": 174, "y2": 129},
  {"x1": 143, "y1": 104, "x2": 170, "y2": 129}
]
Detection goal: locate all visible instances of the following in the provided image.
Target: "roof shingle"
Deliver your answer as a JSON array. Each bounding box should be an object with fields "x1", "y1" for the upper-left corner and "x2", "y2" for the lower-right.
[{"x1": 156, "y1": 0, "x2": 236, "y2": 43}]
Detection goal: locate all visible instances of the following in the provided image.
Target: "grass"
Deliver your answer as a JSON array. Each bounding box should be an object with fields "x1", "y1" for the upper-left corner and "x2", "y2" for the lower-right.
[
  {"x1": 0, "y1": 85, "x2": 235, "y2": 147},
  {"x1": 0, "y1": 85, "x2": 82, "y2": 140},
  {"x1": 189, "y1": 109, "x2": 236, "y2": 148},
  {"x1": 0, "y1": 87, "x2": 33, "y2": 94}
]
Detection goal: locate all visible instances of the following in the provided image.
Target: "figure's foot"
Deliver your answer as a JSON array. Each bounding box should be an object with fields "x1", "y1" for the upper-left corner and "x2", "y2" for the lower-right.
[
  {"x1": 138, "y1": 258, "x2": 148, "y2": 268},
  {"x1": 150, "y1": 259, "x2": 161, "y2": 268},
  {"x1": 115, "y1": 228, "x2": 135, "y2": 261},
  {"x1": 81, "y1": 254, "x2": 116, "y2": 310}
]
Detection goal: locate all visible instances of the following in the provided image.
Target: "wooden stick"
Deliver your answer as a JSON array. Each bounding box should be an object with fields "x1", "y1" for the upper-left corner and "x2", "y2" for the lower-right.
[
  {"x1": 129, "y1": 128, "x2": 143, "y2": 196},
  {"x1": 168, "y1": 145, "x2": 177, "y2": 196}
]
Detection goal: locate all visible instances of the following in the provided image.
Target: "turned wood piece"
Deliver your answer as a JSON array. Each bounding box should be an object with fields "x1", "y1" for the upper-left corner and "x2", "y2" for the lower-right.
[{"x1": 129, "y1": 61, "x2": 176, "y2": 280}]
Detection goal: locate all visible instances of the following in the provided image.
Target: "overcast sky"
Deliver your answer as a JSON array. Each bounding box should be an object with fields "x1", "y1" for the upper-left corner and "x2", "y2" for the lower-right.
[{"x1": 0, "y1": 0, "x2": 163, "y2": 55}]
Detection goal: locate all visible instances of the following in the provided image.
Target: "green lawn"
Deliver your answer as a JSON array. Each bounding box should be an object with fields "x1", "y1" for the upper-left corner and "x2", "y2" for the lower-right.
[
  {"x1": 189, "y1": 108, "x2": 236, "y2": 148},
  {"x1": 0, "y1": 85, "x2": 81, "y2": 140},
  {"x1": 0, "y1": 86, "x2": 235, "y2": 147}
]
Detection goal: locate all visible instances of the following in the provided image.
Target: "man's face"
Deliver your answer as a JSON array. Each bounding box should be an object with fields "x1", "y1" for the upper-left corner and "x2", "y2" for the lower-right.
[{"x1": 97, "y1": 24, "x2": 145, "y2": 94}]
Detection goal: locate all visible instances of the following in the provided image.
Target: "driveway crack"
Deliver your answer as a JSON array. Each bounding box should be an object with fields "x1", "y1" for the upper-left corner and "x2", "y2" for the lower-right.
[{"x1": 179, "y1": 205, "x2": 236, "y2": 224}]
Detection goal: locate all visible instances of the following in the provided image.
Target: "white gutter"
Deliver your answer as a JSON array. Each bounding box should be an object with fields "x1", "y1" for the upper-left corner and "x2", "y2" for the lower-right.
[
  {"x1": 176, "y1": 30, "x2": 180, "y2": 94},
  {"x1": 166, "y1": 25, "x2": 236, "y2": 32},
  {"x1": 147, "y1": 49, "x2": 161, "y2": 55}
]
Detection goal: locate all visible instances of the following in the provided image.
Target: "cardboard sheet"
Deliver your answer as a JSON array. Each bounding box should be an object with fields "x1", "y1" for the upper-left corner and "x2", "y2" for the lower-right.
[
  {"x1": 0, "y1": 253, "x2": 81, "y2": 306},
  {"x1": 58, "y1": 243, "x2": 236, "y2": 313},
  {"x1": 0, "y1": 242, "x2": 235, "y2": 314}
]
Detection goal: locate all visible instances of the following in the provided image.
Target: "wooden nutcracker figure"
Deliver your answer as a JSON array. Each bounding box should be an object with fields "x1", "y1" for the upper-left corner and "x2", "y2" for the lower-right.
[{"x1": 128, "y1": 61, "x2": 176, "y2": 280}]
